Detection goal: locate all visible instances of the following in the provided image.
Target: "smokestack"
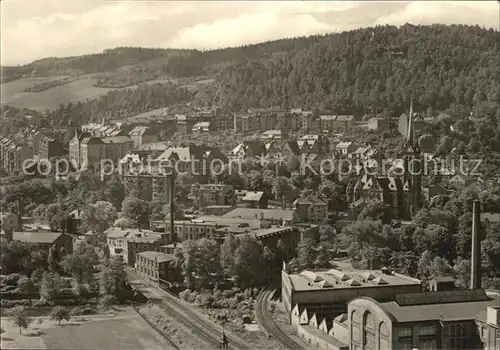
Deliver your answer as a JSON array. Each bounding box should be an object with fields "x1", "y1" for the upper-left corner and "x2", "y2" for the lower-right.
[
  {"x1": 281, "y1": 196, "x2": 286, "y2": 210},
  {"x1": 170, "y1": 171, "x2": 176, "y2": 247},
  {"x1": 470, "y1": 200, "x2": 481, "y2": 290},
  {"x1": 17, "y1": 195, "x2": 23, "y2": 231}
]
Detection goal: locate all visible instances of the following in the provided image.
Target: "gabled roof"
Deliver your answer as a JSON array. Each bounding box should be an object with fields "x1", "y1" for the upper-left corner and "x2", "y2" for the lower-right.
[
  {"x1": 242, "y1": 191, "x2": 264, "y2": 202},
  {"x1": 293, "y1": 197, "x2": 327, "y2": 206},
  {"x1": 223, "y1": 208, "x2": 297, "y2": 222},
  {"x1": 336, "y1": 142, "x2": 353, "y2": 149},
  {"x1": 13, "y1": 231, "x2": 63, "y2": 244},
  {"x1": 283, "y1": 141, "x2": 301, "y2": 155},
  {"x1": 129, "y1": 126, "x2": 155, "y2": 136}
]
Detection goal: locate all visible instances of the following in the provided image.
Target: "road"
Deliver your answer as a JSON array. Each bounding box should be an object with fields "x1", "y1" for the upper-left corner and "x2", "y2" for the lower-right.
[
  {"x1": 255, "y1": 287, "x2": 305, "y2": 350},
  {"x1": 126, "y1": 268, "x2": 252, "y2": 350}
]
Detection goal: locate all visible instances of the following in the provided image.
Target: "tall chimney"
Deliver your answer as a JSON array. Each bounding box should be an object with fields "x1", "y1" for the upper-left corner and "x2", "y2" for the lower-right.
[
  {"x1": 170, "y1": 171, "x2": 176, "y2": 247},
  {"x1": 470, "y1": 200, "x2": 481, "y2": 290},
  {"x1": 17, "y1": 195, "x2": 23, "y2": 231},
  {"x1": 281, "y1": 195, "x2": 286, "y2": 210}
]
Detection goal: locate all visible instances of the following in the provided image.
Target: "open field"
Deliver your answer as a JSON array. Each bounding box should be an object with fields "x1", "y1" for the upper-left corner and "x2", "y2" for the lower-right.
[
  {"x1": 1, "y1": 75, "x2": 212, "y2": 111},
  {"x1": 1, "y1": 76, "x2": 116, "y2": 111},
  {"x1": 0, "y1": 307, "x2": 173, "y2": 350}
]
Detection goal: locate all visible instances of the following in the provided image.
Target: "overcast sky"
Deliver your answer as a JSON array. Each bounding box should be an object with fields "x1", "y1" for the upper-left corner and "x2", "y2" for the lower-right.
[{"x1": 1, "y1": 1, "x2": 498, "y2": 66}]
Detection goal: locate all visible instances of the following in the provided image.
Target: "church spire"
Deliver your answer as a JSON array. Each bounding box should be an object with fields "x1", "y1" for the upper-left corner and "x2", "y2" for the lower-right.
[{"x1": 406, "y1": 98, "x2": 414, "y2": 146}]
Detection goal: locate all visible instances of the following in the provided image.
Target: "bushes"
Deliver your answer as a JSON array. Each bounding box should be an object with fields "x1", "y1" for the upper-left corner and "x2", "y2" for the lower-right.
[
  {"x1": 4, "y1": 273, "x2": 22, "y2": 286},
  {"x1": 49, "y1": 306, "x2": 71, "y2": 325}
]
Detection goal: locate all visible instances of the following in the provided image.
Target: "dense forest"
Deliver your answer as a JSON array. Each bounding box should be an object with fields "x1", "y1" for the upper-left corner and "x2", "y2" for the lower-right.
[{"x1": 212, "y1": 24, "x2": 500, "y2": 119}]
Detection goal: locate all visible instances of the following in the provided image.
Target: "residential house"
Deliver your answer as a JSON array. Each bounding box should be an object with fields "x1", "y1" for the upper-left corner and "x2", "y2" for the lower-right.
[
  {"x1": 449, "y1": 174, "x2": 477, "y2": 189},
  {"x1": 105, "y1": 227, "x2": 131, "y2": 261},
  {"x1": 239, "y1": 190, "x2": 268, "y2": 209},
  {"x1": 318, "y1": 115, "x2": 354, "y2": 133},
  {"x1": 368, "y1": 117, "x2": 390, "y2": 132},
  {"x1": 154, "y1": 145, "x2": 227, "y2": 177},
  {"x1": 128, "y1": 126, "x2": 159, "y2": 149},
  {"x1": 196, "y1": 183, "x2": 235, "y2": 210},
  {"x1": 261, "y1": 129, "x2": 285, "y2": 140},
  {"x1": 335, "y1": 142, "x2": 358, "y2": 157},
  {"x1": 229, "y1": 141, "x2": 267, "y2": 159},
  {"x1": 293, "y1": 197, "x2": 328, "y2": 222},
  {"x1": 192, "y1": 121, "x2": 211, "y2": 133}
]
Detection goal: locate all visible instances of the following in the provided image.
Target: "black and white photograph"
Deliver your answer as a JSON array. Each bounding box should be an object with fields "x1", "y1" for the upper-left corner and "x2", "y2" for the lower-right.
[{"x1": 1, "y1": 1, "x2": 499, "y2": 349}]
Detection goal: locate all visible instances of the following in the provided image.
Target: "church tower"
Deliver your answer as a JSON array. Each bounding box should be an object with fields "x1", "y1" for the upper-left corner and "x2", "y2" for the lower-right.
[{"x1": 401, "y1": 99, "x2": 422, "y2": 218}]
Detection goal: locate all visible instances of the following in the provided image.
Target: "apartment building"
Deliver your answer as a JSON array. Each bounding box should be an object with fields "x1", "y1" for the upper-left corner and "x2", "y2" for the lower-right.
[
  {"x1": 0, "y1": 137, "x2": 33, "y2": 172},
  {"x1": 128, "y1": 126, "x2": 158, "y2": 149},
  {"x1": 196, "y1": 183, "x2": 235, "y2": 210},
  {"x1": 318, "y1": 115, "x2": 354, "y2": 133},
  {"x1": 293, "y1": 196, "x2": 328, "y2": 222}
]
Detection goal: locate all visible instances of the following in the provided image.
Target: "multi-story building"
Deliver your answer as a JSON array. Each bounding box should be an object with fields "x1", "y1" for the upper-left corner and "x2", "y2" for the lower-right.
[
  {"x1": 318, "y1": 115, "x2": 354, "y2": 133},
  {"x1": 346, "y1": 289, "x2": 500, "y2": 350},
  {"x1": 69, "y1": 130, "x2": 91, "y2": 167},
  {"x1": 135, "y1": 251, "x2": 178, "y2": 285},
  {"x1": 293, "y1": 196, "x2": 328, "y2": 222},
  {"x1": 39, "y1": 136, "x2": 64, "y2": 159},
  {"x1": 124, "y1": 231, "x2": 168, "y2": 266},
  {"x1": 236, "y1": 190, "x2": 268, "y2": 209},
  {"x1": 196, "y1": 184, "x2": 235, "y2": 210},
  {"x1": 368, "y1": 117, "x2": 390, "y2": 132},
  {"x1": 79, "y1": 136, "x2": 134, "y2": 169},
  {"x1": 0, "y1": 137, "x2": 33, "y2": 172},
  {"x1": 128, "y1": 126, "x2": 158, "y2": 149}
]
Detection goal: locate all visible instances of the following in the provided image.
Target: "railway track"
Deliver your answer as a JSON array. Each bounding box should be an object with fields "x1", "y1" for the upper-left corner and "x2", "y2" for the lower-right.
[
  {"x1": 255, "y1": 287, "x2": 304, "y2": 349},
  {"x1": 126, "y1": 268, "x2": 251, "y2": 350}
]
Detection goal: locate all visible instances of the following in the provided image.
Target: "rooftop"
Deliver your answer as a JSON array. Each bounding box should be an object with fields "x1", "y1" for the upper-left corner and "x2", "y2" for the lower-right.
[
  {"x1": 223, "y1": 208, "x2": 297, "y2": 222},
  {"x1": 379, "y1": 290, "x2": 500, "y2": 322},
  {"x1": 287, "y1": 262, "x2": 420, "y2": 292},
  {"x1": 137, "y1": 251, "x2": 177, "y2": 263},
  {"x1": 11, "y1": 231, "x2": 63, "y2": 244}
]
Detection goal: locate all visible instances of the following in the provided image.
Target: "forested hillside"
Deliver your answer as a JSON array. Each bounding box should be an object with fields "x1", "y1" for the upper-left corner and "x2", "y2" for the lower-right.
[{"x1": 213, "y1": 24, "x2": 500, "y2": 120}]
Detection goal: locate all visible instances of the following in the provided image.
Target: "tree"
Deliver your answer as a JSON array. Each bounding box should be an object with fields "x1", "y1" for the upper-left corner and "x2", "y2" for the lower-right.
[
  {"x1": 121, "y1": 197, "x2": 150, "y2": 229},
  {"x1": 99, "y1": 257, "x2": 126, "y2": 302},
  {"x1": 182, "y1": 239, "x2": 221, "y2": 290},
  {"x1": 296, "y1": 238, "x2": 316, "y2": 270},
  {"x1": 48, "y1": 245, "x2": 61, "y2": 273},
  {"x1": 60, "y1": 241, "x2": 98, "y2": 283},
  {"x1": 220, "y1": 234, "x2": 239, "y2": 277},
  {"x1": 8, "y1": 306, "x2": 32, "y2": 334},
  {"x1": 80, "y1": 201, "x2": 117, "y2": 236},
  {"x1": 50, "y1": 306, "x2": 71, "y2": 325},
  {"x1": 18, "y1": 276, "x2": 37, "y2": 307},
  {"x1": 40, "y1": 272, "x2": 63, "y2": 302},
  {"x1": 233, "y1": 234, "x2": 266, "y2": 288}
]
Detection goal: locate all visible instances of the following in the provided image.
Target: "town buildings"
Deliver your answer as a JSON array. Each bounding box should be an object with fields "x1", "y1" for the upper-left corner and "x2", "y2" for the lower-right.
[
  {"x1": 196, "y1": 183, "x2": 235, "y2": 210},
  {"x1": 283, "y1": 262, "x2": 422, "y2": 320},
  {"x1": 128, "y1": 126, "x2": 158, "y2": 149},
  {"x1": 1, "y1": 231, "x2": 73, "y2": 254},
  {"x1": 136, "y1": 251, "x2": 178, "y2": 285},
  {"x1": 346, "y1": 289, "x2": 500, "y2": 350},
  {"x1": 293, "y1": 196, "x2": 328, "y2": 222},
  {"x1": 0, "y1": 137, "x2": 33, "y2": 172}
]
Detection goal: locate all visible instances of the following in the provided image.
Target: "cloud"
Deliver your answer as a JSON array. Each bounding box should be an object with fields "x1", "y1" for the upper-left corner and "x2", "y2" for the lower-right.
[
  {"x1": 1, "y1": 1, "x2": 498, "y2": 66},
  {"x1": 374, "y1": 1, "x2": 498, "y2": 28},
  {"x1": 167, "y1": 12, "x2": 332, "y2": 49}
]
